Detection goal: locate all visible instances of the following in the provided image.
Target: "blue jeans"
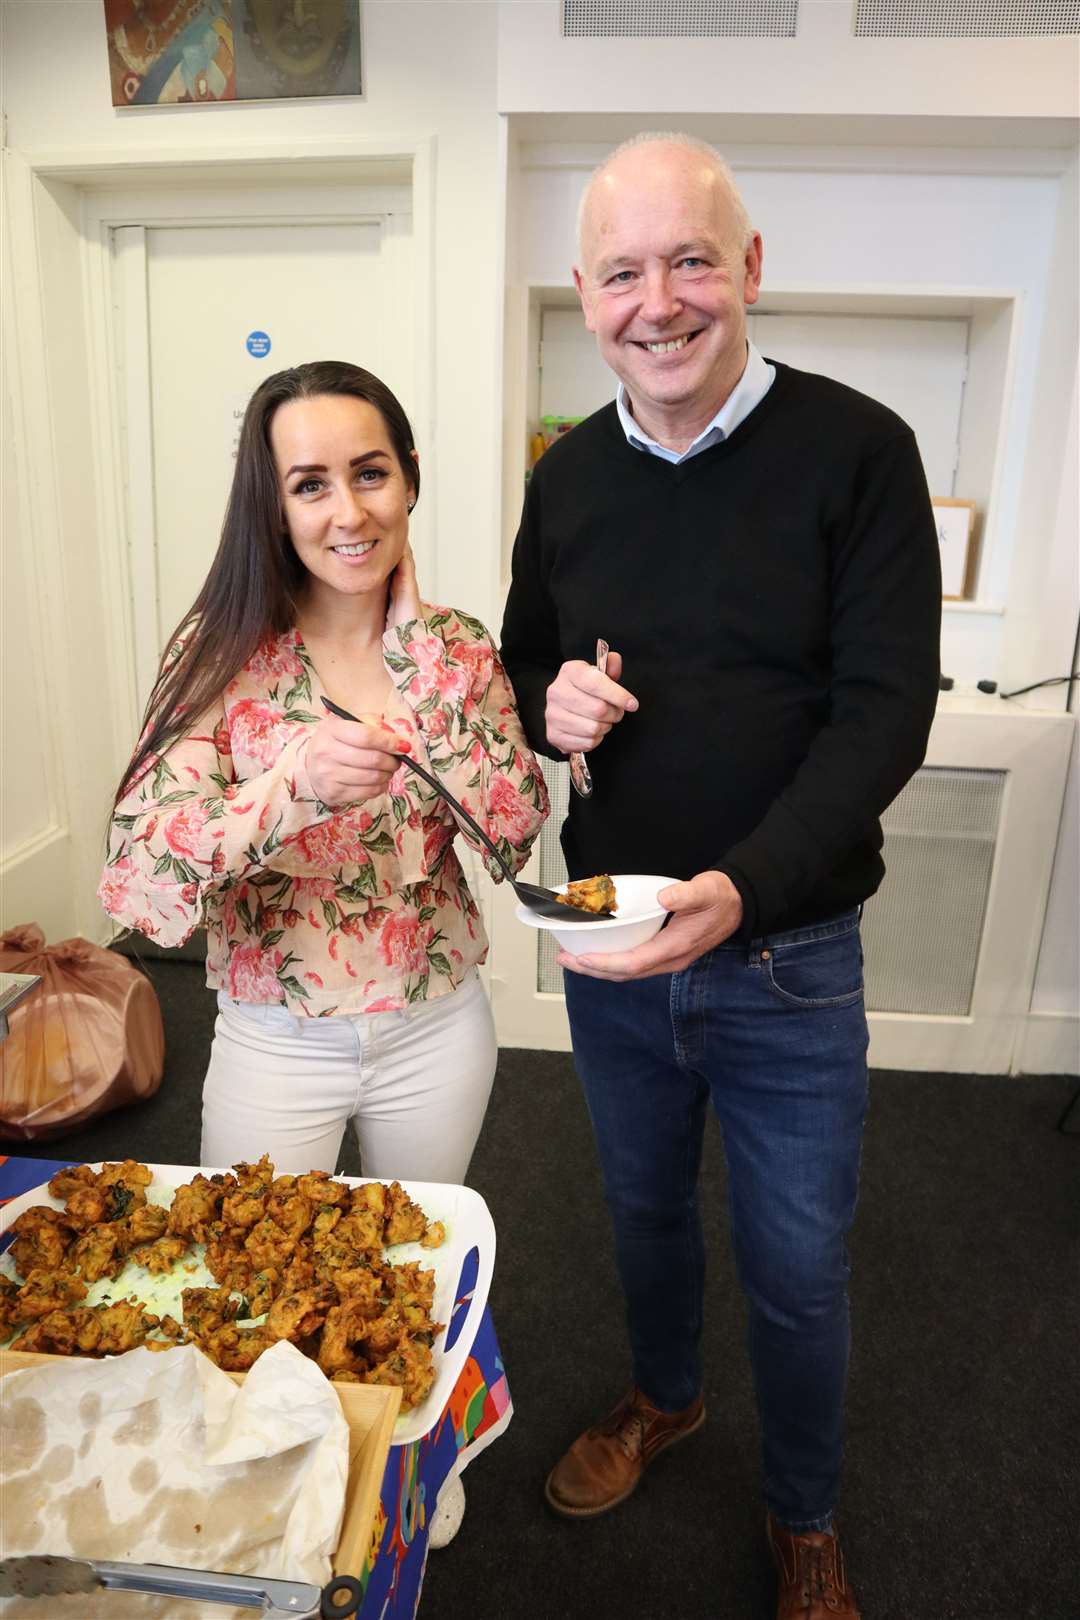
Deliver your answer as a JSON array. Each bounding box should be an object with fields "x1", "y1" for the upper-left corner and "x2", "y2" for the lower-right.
[{"x1": 562, "y1": 910, "x2": 869, "y2": 1532}]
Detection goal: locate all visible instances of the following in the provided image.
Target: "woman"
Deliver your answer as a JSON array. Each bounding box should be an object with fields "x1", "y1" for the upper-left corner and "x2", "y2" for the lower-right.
[{"x1": 101, "y1": 361, "x2": 548, "y2": 1183}]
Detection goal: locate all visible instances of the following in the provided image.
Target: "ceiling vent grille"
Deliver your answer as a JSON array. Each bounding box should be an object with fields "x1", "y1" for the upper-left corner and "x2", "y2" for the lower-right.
[
  {"x1": 562, "y1": 0, "x2": 798, "y2": 37},
  {"x1": 854, "y1": 0, "x2": 1079, "y2": 35}
]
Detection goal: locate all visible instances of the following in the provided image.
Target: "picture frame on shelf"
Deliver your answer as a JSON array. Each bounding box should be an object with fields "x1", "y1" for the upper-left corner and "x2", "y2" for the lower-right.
[{"x1": 932, "y1": 498, "x2": 977, "y2": 601}]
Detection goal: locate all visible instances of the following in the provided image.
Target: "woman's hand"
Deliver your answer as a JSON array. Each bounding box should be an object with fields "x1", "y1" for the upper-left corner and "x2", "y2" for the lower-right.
[
  {"x1": 386, "y1": 541, "x2": 423, "y2": 631},
  {"x1": 306, "y1": 714, "x2": 401, "y2": 808}
]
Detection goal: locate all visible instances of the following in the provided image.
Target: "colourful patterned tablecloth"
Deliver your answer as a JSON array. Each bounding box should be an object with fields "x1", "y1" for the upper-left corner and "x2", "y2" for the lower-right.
[{"x1": 0, "y1": 1154, "x2": 511, "y2": 1620}]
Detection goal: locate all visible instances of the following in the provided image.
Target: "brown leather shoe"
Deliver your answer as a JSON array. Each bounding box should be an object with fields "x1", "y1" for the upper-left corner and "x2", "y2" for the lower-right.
[
  {"x1": 544, "y1": 1386, "x2": 705, "y2": 1518},
  {"x1": 767, "y1": 1511, "x2": 861, "y2": 1619}
]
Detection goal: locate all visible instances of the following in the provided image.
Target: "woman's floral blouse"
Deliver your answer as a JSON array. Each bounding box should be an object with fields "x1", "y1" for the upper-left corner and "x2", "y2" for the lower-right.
[{"x1": 100, "y1": 608, "x2": 549, "y2": 1015}]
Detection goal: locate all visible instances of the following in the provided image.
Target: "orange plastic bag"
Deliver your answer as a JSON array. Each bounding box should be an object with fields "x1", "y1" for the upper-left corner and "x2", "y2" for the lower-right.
[{"x1": 0, "y1": 925, "x2": 164, "y2": 1140}]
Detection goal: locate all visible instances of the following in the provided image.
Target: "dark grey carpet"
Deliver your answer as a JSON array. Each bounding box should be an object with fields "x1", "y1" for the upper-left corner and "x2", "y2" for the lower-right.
[{"x1": 8, "y1": 957, "x2": 1078, "y2": 1620}]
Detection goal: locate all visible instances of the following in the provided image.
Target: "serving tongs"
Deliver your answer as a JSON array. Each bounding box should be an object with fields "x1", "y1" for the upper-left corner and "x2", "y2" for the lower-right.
[
  {"x1": 319, "y1": 695, "x2": 608, "y2": 923},
  {"x1": 0, "y1": 1555, "x2": 363, "y2": 1617}
]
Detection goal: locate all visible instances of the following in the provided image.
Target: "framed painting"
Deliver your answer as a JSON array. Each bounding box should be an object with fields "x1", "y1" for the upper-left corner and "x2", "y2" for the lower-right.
[
  {"x1": 103, "y1": 1, "x2": 361, "y2": 106},
  {"x1": 933, "y1": 497, "x2": 977, "y2": 601}
]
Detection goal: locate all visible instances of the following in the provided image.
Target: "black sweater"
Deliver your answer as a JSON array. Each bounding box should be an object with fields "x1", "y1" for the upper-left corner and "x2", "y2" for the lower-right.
[{"x1": 500, "y1": 362, "x2": 942, "y2": 939}]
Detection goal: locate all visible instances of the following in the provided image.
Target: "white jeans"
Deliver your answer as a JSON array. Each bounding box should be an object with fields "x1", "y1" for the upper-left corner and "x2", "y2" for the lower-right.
[{"x1": 200, "y1": 969, "x2": 497, "y2": 1180}]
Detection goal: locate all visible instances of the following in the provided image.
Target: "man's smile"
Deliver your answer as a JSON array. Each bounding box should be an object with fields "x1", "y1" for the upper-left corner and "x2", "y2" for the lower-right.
[{"x1": 632, "y1": 329, "x2": 703, "y2": 354}]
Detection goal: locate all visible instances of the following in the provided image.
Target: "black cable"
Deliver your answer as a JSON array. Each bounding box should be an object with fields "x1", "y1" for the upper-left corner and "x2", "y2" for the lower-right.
[{"x1": 999, "y1": 674, "x2": 1078, "y2": 701}]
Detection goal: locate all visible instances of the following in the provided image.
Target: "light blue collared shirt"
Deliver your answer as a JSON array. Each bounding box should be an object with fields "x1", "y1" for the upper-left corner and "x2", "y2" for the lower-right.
[{"x1": 615, "y1": 341, "x2": 775, "y2": 464}]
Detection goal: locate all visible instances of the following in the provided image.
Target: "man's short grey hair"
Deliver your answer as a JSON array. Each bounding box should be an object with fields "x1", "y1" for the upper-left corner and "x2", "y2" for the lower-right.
[{"x1": 575, "y1": 131, "x2": 754, "y2": 266}]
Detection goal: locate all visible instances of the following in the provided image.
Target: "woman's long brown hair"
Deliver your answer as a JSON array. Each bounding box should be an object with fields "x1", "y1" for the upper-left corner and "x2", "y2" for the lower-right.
[{"x1": 114, "y1": 361, "x2": 420, "y2": 804}]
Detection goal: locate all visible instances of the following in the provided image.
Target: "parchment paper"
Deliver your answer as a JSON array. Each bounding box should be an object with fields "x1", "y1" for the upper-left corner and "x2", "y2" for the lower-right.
[{"x1": 0, "y1": 1340, "x2": 350, "y2": 1619}]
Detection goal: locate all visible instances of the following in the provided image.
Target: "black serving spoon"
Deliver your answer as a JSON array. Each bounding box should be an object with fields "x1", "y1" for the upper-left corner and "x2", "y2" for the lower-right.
[{"x1": 319, "y1": 695, "x2": 608, "y2": 923}]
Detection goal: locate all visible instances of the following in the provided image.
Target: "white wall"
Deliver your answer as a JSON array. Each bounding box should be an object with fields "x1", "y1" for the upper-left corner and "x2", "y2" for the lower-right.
[{"x1": 497, "y1": 0, "x2": 1080, "y2": 118}]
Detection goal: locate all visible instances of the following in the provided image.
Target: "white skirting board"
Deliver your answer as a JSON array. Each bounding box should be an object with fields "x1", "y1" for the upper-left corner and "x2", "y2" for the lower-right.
[{"x1": 1018, "y1": 1012, "x2": 1080, "y2": 1077}]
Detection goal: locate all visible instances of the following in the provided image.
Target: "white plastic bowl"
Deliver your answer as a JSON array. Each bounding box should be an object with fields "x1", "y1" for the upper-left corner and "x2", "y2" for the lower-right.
[{"x1": 514, "y1": 873, "x2": 676, "y2": 958}]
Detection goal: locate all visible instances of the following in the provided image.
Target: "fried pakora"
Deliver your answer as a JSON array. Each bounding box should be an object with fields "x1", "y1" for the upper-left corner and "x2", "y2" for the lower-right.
[
  {"x1": 46, "y1": 1164, "x2": 97, "y2": 1202},
  {"x1": 557, "y1": 874, "x2": 617, "y2": 915},
  {"x1": 16, "y1": 1307, "x2": 103, "y2": 1356},
  {"x1": 167, "y1": 1174, "x2": 225, "y2": 1241},
  {"x1": 129, "y1": 1235, "x2": 191, "y2": 1274},
  {"x1": 96, "y1": 1300, "x2": 159, "y2": 1353},
  {"x1": 382, "y1": 1182, "x2": 440, "y2": 1248},
  {"x1": 265, "y1": 1191, "x2": 314, "y2": 1241},
  {"x1": 0, "y1": 1275, "x2": 22, "y2": 1333},
  {"x1": 264, "y1": 1284, "x2": 336, "y2": 1345},
  {"x1": 9, "y1": 1207, "x2": 75, "y2": 1276},
  {"x1": 14, "y1": 1299, "x2": 158, "y2": 1356},
  {"x1": 10, "y1": 1268, "x2": 88, "y2": 1320},
  {"x1": 364, "y1": 1338, "x2": 436, "y2": 1409},
  {"x1": 118, "y1": 1204, "x2": 170, "y2": 1248},
  {"x1": 2, "y1": 1154, "x2": 448, "y2": 1411},
  {"x1": 45, "y1": 1159, "x2": 150, "y2": 1233},
  {"x1": 198, "y1": 1323, "x2": 277, "y2": 1372},
  {"x1": 317, "y1": 1300, "x2": 372, "y2": 1379},
  {"x1": 244, "y1": 1216, "x2": 297, "y2": 1273},
  {"x1": 181, "y1": 1286, "x2": 242, "y2": 1338},
  {"x1": 67, "y1": 1224, "x2": 125, "y2": 1285}
]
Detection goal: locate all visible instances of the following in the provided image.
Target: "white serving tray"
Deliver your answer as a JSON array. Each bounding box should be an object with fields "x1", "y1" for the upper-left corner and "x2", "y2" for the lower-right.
[{"x1": 0, "y1": 1162, "x2": 495, "y2": 1446}]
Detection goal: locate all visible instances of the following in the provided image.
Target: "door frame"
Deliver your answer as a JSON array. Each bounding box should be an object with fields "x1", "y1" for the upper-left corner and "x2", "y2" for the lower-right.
[{"x1": 2, "y1": 137, "x2": 435, "y2": 941}]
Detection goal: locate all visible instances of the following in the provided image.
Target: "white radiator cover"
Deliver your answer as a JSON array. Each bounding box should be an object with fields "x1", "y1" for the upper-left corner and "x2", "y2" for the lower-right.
[{"x1": 535, "y1": 762, "x2": 1008, "y2": 1019}]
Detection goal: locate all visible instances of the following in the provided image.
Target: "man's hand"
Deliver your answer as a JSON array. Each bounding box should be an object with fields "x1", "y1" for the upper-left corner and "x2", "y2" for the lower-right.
[
  {"x1": 558, "y1": 870, "x2": 744, "y2": 981},
  {"x1": 306, "y1": 715, "x2": 401, "y2": 808},
  {"x1": 545, "y1": 651, "x2": 638, "y2": 755}
]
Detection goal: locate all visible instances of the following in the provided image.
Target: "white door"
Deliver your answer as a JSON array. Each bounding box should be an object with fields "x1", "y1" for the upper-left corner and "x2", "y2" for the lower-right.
[{"x1": 113, "y1": 208, "x2": 414, "y2": 707}]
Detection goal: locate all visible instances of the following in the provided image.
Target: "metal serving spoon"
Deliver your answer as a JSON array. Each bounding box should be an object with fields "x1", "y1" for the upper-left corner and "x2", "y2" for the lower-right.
[{"x1": 319, "y1": 696, "x2": 609, "y2": 923}]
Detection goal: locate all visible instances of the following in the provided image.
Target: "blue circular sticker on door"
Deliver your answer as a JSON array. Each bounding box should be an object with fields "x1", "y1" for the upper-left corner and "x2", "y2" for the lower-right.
[{"x1": 245, "y1": 331, "x2": 271, "y2": 358}]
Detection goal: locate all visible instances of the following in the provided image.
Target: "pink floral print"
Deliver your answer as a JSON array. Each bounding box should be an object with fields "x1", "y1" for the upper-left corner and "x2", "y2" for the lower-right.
[
  {"x1": 99, "y1": 609, "x2": 548, "y2": 1015},
  {"x1": 163, "y1": 802, "x2": 211, "y2": 860},
  {"x1": 228, "y1": 942, "x2": 285, "y2": 1003},
  {"x1": 229, "y1": 698, "x2": 292, "y2": 770}
]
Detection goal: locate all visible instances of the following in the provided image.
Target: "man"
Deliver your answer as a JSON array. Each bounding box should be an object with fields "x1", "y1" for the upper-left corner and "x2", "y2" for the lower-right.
[{"x1": 500, "y1": 133, "x2": 941, "y2": 1620}]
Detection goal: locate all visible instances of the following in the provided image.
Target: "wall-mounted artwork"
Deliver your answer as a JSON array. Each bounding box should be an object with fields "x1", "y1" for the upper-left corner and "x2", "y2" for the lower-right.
[{"x1": 103, "y1": 1, "x2": 362, "y2": 106}]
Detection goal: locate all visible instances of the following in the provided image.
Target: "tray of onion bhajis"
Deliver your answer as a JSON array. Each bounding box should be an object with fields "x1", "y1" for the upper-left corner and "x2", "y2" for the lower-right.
[{"x1": 0, "y1": 1156, "x2": 495, "y2": 1445}]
